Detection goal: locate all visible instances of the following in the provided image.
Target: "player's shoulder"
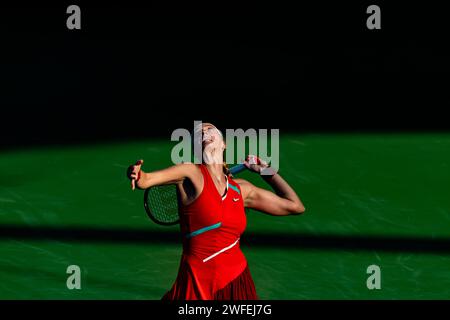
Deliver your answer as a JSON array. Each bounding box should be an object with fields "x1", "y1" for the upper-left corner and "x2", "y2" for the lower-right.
[
  {"x1": 175, "y1": 162, "x2": 202, "y2": 177},
  {"x1": 175, "y1": 162, "x2": 197, "y2": 167},
  {"x1": 233, "y1": 178, "x2": 253, "y2": 189},
  {"x1": 232, "y1": 178, "x2": 255, "y2": 199}
]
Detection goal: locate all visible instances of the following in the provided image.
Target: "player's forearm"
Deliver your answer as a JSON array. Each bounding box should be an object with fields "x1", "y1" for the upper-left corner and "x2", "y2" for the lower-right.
[
  {"x1": 136, "y1": 171, "x2": 153, "y2": 189},
  {"x1": 136, "y1": 164, "x2": 191, "y2": 189},
  {"x1": 136, "y1": 171, "x2": 169, "y2": 189},
  {"x1": 263, "y1": 174, "x2": 305, "y2": 213}
]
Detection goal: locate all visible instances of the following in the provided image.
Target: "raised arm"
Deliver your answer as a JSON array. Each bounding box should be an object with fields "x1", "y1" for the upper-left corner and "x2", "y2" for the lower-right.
[
  {"x1": 234, "y1": 156, "x2": 305, "y2": 216},
  {"x1": 127, "y1": 160, "x2": 198, "y2": 190}
]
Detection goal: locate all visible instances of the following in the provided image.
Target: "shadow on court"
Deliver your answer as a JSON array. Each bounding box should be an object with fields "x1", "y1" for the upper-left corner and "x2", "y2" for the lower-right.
[
  {"x1": 1, "y1": 224, "x2": 449, "y2": 254},
  {"x1": 0, "y1": 263, "x2": 157, "y2": 294}
]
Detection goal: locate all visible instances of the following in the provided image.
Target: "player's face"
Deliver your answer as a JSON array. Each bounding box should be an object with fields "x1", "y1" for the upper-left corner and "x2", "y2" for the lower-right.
[
  {"x1": 193, "y1": 123, "x2": 226, "y2": 165},
  {"x1": 192, "y1": 123, "x2": 225, "y2": 165},
  {"x1": 201, "y1": 124, "x2": 223, "y2": 148}
]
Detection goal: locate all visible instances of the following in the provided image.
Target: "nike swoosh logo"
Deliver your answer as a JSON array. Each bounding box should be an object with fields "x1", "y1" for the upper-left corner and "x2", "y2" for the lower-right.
[{"x1": 233, "y1": 198, "x2": 239, "y2": 202}]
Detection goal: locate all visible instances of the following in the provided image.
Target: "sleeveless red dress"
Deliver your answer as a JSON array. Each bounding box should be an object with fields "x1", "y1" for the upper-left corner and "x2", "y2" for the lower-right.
[{"x1": 162, "y1": 164, "x2": 258, "y2": 300}]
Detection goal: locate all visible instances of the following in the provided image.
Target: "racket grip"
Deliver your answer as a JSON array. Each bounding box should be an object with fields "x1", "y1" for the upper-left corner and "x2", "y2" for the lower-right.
[{"x1": 229, "y1": 163, "x2": 247, "y2": 175}]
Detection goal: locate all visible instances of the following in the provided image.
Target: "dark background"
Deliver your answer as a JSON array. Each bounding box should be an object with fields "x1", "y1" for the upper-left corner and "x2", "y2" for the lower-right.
[{"x1": 1, "y1": 1, "x2": 449, "y2": 148}]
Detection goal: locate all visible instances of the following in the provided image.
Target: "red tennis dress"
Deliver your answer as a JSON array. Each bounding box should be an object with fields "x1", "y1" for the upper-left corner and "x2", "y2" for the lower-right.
[{"x1": 162, "y1": 164, "x2": 258, "y2": 300}]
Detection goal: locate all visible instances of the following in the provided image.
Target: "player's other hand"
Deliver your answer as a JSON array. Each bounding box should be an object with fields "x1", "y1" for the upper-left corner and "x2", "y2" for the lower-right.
[
  {"x1": 244, "y1": 155, "x2": 276, "y2": 176},
  {"x1": 127, "y1": 159, "x2": 144, "y2": 190}
]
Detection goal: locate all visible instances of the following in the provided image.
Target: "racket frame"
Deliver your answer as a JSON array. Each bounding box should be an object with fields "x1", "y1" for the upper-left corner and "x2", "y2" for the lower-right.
[{"x1": 143, "y1": 186, "x2": 180, "y2": 226}]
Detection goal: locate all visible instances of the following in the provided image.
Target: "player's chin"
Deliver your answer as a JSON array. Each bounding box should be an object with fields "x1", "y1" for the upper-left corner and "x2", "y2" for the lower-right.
[{"x1": 202, "y1": 140, "x2": 213, "y2": 147}]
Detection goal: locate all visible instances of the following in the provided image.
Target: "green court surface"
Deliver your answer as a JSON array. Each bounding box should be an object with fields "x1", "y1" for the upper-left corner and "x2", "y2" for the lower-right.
[{"x1": 1, "y1": 133, "x2": 449, "y2": 299}]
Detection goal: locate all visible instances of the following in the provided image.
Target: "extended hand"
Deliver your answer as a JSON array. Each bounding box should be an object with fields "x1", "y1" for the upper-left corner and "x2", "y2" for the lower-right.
[
  {"x1": 127, "y1": 159, "x2": 144, "y2": 190},
  {"x1": 244, "y1": 155, "x2": 276, "y2": 176}
]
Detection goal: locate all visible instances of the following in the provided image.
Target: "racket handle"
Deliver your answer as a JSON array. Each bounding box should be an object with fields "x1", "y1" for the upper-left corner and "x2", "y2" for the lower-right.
[{"x1": 229, "y1": 163, "x2": 247, "y2": 175}]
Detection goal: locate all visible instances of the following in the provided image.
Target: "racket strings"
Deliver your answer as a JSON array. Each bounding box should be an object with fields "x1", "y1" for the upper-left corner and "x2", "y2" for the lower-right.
[{"x1": 146, "y1": 184, "x2": 179, "y2": 224}]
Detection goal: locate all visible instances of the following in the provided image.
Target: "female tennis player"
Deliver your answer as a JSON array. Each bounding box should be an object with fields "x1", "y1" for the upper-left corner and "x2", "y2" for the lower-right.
[{"x1": 127, "y1": 123, "x2": 305, "y2": 300}]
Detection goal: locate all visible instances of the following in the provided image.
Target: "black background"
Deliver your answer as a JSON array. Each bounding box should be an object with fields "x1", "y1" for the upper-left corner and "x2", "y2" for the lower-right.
[{"x1": 1, "y1": 1, "x2": 449, "y2": 148}]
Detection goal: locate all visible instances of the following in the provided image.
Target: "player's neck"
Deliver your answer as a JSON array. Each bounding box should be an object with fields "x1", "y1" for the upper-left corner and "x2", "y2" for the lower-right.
[{"x1": 205, "y1": 164, "x2": 225, "y2": 182}]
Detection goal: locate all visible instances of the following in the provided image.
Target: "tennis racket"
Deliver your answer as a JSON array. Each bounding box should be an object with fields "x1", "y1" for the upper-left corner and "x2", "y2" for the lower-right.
[{"x1": 144, "y1": 164, "x2": 247, "y2": 226}]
